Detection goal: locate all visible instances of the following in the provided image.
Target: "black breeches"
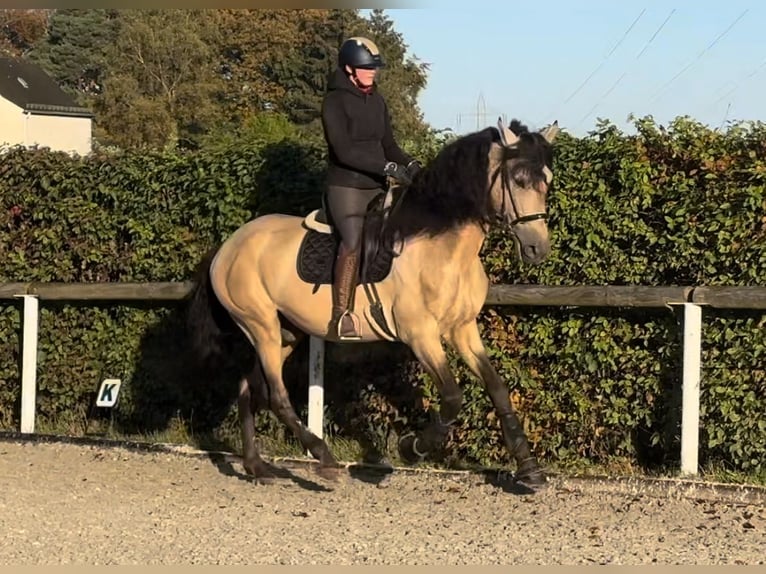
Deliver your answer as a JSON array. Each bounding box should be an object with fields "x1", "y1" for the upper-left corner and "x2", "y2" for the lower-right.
[{"x1": 326, "y1": 185, "x2": 382, "y2": 251}]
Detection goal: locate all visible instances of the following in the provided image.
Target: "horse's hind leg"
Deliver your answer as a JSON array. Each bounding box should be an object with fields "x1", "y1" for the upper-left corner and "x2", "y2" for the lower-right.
[
  {"x1": 247, "y1": 317, "x2": 343, "y2": 480},
  {"x1": 238, "y1": 329, "x2": 306, "y2": 481},
  {"x1": 238, "y1": 364, "x2": 277, "y2": 482},
  {"x1": 448, "y1": 319, "x2": 546, "y2": 486},
  {"x1": 397, "y1": 322, "x2": 463, "y2": 463}
]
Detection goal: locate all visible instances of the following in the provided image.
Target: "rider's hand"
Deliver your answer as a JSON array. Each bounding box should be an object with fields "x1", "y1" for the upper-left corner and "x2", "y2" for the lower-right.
[
  {"x1": 406, "y1": 160, "x2": 422, "y2": 179},
  {"x1": 384, "y1": 161, "x2": 412, "y2": 186}
]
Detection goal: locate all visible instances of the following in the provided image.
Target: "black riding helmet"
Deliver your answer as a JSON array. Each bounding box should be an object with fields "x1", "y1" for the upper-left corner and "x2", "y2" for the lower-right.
[{"x1": 338, "y1": 36, "x2": 386, "y2": 70}]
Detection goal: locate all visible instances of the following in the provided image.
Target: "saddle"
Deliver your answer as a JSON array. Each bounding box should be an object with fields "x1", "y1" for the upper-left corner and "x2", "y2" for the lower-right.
[{"x1": 296, "y1": 187, "x2": 402, "y2": 288}]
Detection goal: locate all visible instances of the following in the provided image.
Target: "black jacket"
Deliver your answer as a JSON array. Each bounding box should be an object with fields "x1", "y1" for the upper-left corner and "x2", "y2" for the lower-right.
[{"x1": 321, "y1": 68, "x2": 413, "y2": 189}]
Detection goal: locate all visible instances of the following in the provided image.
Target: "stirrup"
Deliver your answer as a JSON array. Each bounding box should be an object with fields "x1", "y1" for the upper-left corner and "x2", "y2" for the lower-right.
[{"x1": 336, "y1": 310, "x2": 362, "y2": 341}]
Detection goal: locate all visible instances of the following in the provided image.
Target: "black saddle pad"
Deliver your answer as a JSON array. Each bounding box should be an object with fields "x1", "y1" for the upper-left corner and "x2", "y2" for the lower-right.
[{"x1": 296, "y1": 229, "x2": 394, "y2": 285}]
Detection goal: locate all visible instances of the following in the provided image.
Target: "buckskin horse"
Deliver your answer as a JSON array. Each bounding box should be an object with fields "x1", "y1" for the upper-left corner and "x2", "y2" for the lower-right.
[{"x1": 186, "y1": 117, "x2": 560, "y2": 487}]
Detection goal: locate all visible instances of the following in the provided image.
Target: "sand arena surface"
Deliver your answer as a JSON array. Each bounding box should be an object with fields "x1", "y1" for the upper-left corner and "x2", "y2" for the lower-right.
[{"x1": 0, "y1": 437, "x2": 764, "y2": 565}]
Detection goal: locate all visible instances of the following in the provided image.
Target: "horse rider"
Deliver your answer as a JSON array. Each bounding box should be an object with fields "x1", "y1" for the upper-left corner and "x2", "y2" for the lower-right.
[{"x1": 320, "y1": 36, "x2": 421, "y2": 340}]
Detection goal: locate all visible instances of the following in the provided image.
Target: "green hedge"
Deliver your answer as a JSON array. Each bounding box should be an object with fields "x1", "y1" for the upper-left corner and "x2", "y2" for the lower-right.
[
  {"x1": 0, "y1": 116, "x2": 764, "y2": 474},
  {"x1": 478, "y1": 116, "x2": 766, "y2": 472},
  {"x1": 0, "y1": 139, "x2": 325, "y2": 439}
]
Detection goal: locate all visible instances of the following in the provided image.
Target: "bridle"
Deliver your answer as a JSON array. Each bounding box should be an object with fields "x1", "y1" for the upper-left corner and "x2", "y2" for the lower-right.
[
  {"x1": 490, "y1": 155, "x2": 550, "y2": 228},
  {"x1": 490, "y1": 117, "x2": 558, "y2": 230}
]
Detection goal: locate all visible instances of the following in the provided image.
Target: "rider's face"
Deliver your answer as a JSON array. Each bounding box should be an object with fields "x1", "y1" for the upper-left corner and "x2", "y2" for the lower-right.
[{"x1": 346, "y1": 65, "x2": 377, "y2": 87}]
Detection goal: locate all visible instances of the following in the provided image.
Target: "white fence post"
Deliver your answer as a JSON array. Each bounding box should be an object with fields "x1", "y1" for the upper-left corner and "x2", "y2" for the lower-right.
[
  {"x1": 15, "y1": 294, "x2": 40, "y2": 434},
  {"x1": 307, "y1": 336, "x2": 325, "y2": 440},
  {"x1": 680, "y1": 302, "x2": 702, "y2": 476}
]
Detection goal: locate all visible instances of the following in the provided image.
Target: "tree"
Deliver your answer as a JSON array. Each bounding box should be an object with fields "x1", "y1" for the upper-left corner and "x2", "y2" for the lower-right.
[
  {"x1": 96, "y1": 9, "x2": 224, "y2": 149},
  {"x1": 26, "y1": 9, "x2": 120, "y2": 100},
  {"x1": 271, "y1": 9, "x2": 360, "y2": 126},
  {"x1": 268, "y1": 9, "x2": 433, "y2": 145},
  {"x1": 227, "y1": 9, "x2": 432, "y2": 143},
  {"x1": 20, "y1": 9, "x2": 434, "y2": 152},
  {"x1": 0, "y1": 9, "x2": 50, "y2": 57},
  {"x1": 359, "y1": 9, "x2": 431, "y2": 145},
  {"x1": 212, "y1": 9, "x2": 339, "y2": 124}
]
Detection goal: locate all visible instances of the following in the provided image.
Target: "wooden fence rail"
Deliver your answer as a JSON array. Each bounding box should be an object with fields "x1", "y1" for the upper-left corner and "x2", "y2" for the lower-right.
[
  {"x1": 3, "y1": 281, "x2": 766, "y2": 476},
  {"x1": 2, "y1": 281, "x2": 766, "y2": 308}
]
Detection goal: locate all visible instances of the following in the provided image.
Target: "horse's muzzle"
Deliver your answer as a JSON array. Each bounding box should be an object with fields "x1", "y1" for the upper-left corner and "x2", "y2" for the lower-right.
[
  {"x1": 510, "y1": 220, "x2": 551, "y2": 265},
  {"x1": 521, "y1": 241, "x2": 550, "y2": 265}
]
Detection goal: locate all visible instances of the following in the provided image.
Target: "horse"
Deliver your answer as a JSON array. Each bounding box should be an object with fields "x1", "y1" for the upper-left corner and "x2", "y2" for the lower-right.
[{"x1": 186, "y1": 117, "x2": 560, "y2": 487}]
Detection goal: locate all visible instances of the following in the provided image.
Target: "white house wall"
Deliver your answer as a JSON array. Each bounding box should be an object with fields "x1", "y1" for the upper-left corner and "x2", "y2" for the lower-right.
[
  {"x1": 26, "y1": 113, "x2": 92, "y2": 156},
  {"x1": 0, "y1": 97, "x2": 25, "y2": 149}
]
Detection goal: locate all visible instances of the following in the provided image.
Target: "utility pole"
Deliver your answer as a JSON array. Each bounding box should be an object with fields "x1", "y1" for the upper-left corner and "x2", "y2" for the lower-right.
[
  {"x1": 476, "y1": 92, "x2": 486, "y2": 130},
  {"x1": 455, "y1": 92, "x2": 506, "y2": 132}
]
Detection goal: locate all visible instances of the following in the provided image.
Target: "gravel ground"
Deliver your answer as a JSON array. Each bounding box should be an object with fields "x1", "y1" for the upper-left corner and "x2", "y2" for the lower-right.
[{"x1": 0, "y1": 437, "x2": 764, "y2": 565}]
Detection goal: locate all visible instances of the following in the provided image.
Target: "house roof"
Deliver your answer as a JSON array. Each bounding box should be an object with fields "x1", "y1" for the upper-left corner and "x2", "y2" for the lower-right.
[{"x1": 0, "y1": 56, "x2": 93, "y2": 118}]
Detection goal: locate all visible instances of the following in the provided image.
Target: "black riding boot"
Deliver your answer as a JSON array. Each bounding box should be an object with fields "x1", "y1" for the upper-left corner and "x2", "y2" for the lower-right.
[{"x1": 332, "y1": 243, "x2": 362, "y2": 340}]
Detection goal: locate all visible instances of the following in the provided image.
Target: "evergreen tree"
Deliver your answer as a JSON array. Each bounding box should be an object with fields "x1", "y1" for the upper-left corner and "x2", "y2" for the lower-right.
[{"x1": 26, "y1": 9, "x2": 120, "y2": 100}]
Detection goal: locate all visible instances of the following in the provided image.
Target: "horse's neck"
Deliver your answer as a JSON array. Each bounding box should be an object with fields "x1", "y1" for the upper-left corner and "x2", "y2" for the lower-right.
[
  {"x1": 404, "y1": 223, "x2": 487, "y2": 267},
  {"x1": 448, "y1": 223, "x2": 487, "y2": 259}
]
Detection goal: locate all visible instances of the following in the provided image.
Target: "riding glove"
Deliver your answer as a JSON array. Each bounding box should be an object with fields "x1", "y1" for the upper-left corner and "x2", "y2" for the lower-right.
[{"x1": 406, "y1": 160, "x2": 422, "y2": 178}]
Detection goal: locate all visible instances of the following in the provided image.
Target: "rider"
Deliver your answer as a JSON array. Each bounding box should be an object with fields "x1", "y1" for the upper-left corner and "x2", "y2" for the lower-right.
[{"x1": 321, "y1": 36, "x2": 421, "y2": 340}]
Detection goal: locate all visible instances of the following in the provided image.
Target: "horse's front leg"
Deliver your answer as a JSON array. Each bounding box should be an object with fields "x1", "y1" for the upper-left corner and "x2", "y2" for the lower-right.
[
  {"x1": 397, "y1": 322, "x2": 463, "y2": 463},
  {"x1": 448, "y1": 319, "x2": 546, "y2": 486}
]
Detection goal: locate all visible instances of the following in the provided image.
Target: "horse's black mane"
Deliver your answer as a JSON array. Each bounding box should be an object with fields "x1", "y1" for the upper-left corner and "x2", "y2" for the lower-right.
[{"x1": 384, "y1": 119, "x2": 553, "y2": 242}]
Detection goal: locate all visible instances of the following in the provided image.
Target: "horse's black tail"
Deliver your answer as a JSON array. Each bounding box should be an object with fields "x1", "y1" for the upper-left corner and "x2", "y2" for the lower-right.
[{"x1": 185, "y1": 246, "x2": 244, "y2": 373}]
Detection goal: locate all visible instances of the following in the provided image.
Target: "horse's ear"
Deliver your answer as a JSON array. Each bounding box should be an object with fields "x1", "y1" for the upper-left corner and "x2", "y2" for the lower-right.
[
  {"x1": 489, "y1": 141, "x2": 505, "y2": 164},
  {"x1": 497, "y1": 116, "x2": 519, "y2": 148},
  {"x1": 541, "y1": 120, "x2": 560, "y2": 143}
]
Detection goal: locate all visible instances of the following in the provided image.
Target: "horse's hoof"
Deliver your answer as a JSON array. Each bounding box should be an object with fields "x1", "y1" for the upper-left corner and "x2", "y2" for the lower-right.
[
  {"x1": 243, "y1": 458, "x2": 279, "y2": 484},
  {"x1": 514, "y1": 467, "x2": 548, "y2": 490},
  {"x1": 367, "y1": 457, "x2": 394, "y2": 471},
  {"x1": 398, "y1": 433, "x2": 426, "y2": 465},
  {"x1": 314, "y1": 463, "x2": 344, "y2": 482},
  {"x1": 361, "y1": 450, "x2": 395, "y2": 470}
]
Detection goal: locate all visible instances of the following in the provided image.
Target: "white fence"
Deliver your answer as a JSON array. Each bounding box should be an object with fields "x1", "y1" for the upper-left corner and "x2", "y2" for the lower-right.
[{"x1": 3, "y1": 282, "x2": 766, "y2": 476}]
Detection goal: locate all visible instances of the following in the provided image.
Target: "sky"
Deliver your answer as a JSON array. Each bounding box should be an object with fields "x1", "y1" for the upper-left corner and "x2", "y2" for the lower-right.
[{"x1": 363, "y1": 1, "x2": 766, "y2": 137}]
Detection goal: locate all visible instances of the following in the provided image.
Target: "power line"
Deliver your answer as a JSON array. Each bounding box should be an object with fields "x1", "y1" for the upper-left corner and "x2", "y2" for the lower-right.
[
  {"x1": 711, "y1": 57, "x2": 766, "y2": 107},
  {"x1": 647, "y1": 8, "x2": 749, "y2": 106},
  {"x1": 548, "y1": 8, "x2": 646, "y2": 120},
  {"x1": 636, "y1": 9, "x2": 675, "y2": 59},
  {"x1": 576, "y1": 9, "x2": 676, "y2": 128},
  {"x1": 694, "y1": 55, "x2": 766, "y2": 125}
]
